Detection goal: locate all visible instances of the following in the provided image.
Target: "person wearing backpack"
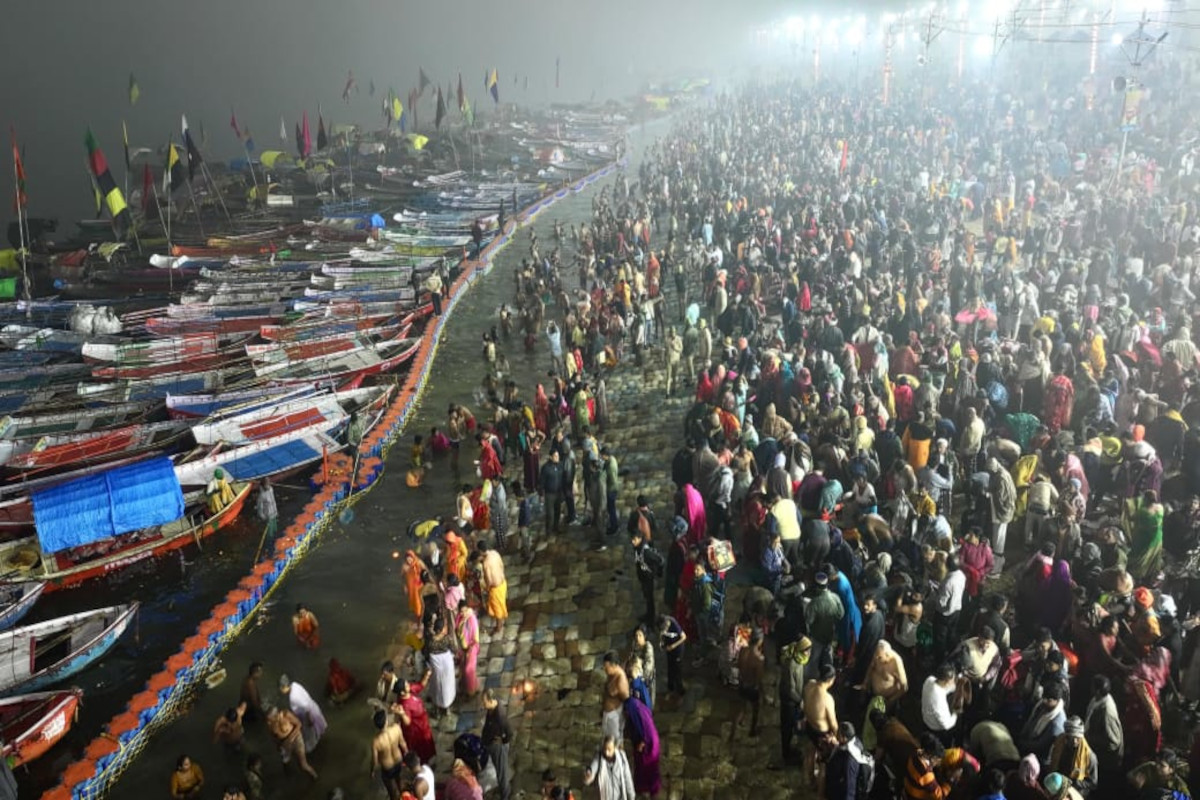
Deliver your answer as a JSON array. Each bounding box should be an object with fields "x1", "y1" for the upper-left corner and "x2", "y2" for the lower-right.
[{"x1": 826, "y1": 721, "x2": 876, "y2": 800}]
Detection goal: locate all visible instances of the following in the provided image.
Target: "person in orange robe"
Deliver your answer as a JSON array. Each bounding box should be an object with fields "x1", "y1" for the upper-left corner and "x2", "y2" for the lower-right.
[
  {"x1": 292, "y1": 604, "x2": 320, "y2": 650},
  {"x1": 445, "y1": 532, "x2": 469, "y2": 583},
  {"x1": 403, "y1": 551, "x2": 427, "y2": 623}
]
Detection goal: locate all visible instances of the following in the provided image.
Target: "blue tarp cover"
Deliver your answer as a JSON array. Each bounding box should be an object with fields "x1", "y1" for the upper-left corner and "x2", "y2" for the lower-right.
[
  {"x1": 31, "y1": 457, "x2": 185, "y2": 553},
  {"x1": 221, "y1": 438, "x2": 321, "y2": 482}
]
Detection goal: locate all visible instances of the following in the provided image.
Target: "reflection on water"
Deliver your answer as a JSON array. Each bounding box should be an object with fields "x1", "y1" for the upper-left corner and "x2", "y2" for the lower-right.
[{"x1": 51, "y1": 118, "x2": 666, "y2": 800}]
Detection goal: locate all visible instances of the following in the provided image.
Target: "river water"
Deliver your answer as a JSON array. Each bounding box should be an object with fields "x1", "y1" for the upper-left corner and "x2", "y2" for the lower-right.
[{"x1": 42, "y1": 117, "x2": 669, "y2": 800}]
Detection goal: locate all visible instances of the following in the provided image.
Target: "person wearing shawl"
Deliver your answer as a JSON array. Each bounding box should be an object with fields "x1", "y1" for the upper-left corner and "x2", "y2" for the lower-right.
[
  {"x1": 279, "y1": 674, "x2": 327, "y2": 753},
  {"x1": 680, "y1": 482, "x2": 708, "y2": 546},
  {"x1": 325, "y1": 658, "x2": 358, "y2": 706},
  {"x1": 1041, "y1": 560, "x2": 1075, "y2": 636},
  {"x1": 1044, "y1": 374, "x2": 1075, "y2": 435},
  {"x1": 445, "y1": 758, "x2": 483, "y2": 800},
  {"x1": 1005, "y1": 755, "x2": 1050, "y2": 800},
  {"x1": 1047, "y1": 716, "x2": 1097, "y2": 797},
  {"x1": 477, "y1": 433, "x2": 503, "y2": 481},
  {"x1": 1122, "y1": 649, "x2": 1168, "y2": 768},
  {"x1": 445, "y1": 531, "x2": 469, "y2": 583},
  {"x1": 1020, "y1": 682, "x2": 1067, "y2": 761},
  {"x1": 1083, "y1": 676, "x2": 1124, "y2": 794},
  {"x1": 391, "y1": 680, "x2": 436, "y2": 763},
  {"x1": 584, "y1": 736, "x2": 636, "y2": 800},
  {"x1": 828, "y1": 565, "x2": 862, "y2": 655},
  {"x1": 958, "y1": 528, "x2": 994, "y2": 597},
  {"x1": 623, "y1": 696, "x2": 662, "y2": 797},
  {"x1": 760, "y1": 402, "x2": 793, "y2": 441},
  {"x1": 456, "y1": 600, "x2": 480, "y2": 697},
  {"x1": 1128, "y1": 490, "x2": 1164, "y2": 581}
]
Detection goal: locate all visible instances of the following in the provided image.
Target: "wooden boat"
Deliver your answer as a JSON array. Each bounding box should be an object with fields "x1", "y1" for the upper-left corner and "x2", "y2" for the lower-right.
[
  {"x1": 173, "y1": 428, "x2": 342, "y2": 487},
  {"x1": 189, "y1": 387, "x2": 385, "y2": 446},
  {"x1": 90, "y1": 351, "x2": 241, "y2": 381},
  {"x1": 258, "y1": 335, "x2": 420, "y2": 383},
  {"x1": 0, "y1": 603, "x2": 138, "y2": 693},
  {"x1": 81, "y1": 333, "x2": 237, "y2": 365},
  {"x1": 167, "y1": 382, "x2": 331, "y2": 420},
  {"x1": 310, "y1": 273, "x2": 414, "y2": 292},
  {"x1": 77, "y1": 367, "x2": 245, "y2": 404},
  {"x1": 247, "y1": 322, "x2": 412, "y2": 365},
  {"x1": 145, "y1": 313, "x2": 282, "y2": 338},
  {"x1": 300, "y1": 286, "x2": 416, "y2": 303},
  {"x1": 4, "y1": 420, "x2": 191, "y2": 472},
  {"x1": 0, "y1": 688, "x2": 83, "y2": 765},
  {"x1": 0, "y1": 582, "x2": 46, "y2": 631},
  {"x1": 0, "y1": 402, "x2": 151, "y2": 463},
  {"x1": 260, "y1": 313, "x2": 397, "y2": 343},
  {"x1": 291, "y1": 297, "x2": 425, "y2": 317},
  {"x1": 0, "y1": 454, "x2": 161, "y2": 536},
  {"x1": 0, "y1": 458, "x2": 250, "y2": 590}
]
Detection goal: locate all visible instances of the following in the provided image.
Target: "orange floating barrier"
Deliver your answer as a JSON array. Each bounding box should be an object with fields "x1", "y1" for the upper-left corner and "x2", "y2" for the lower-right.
[
  {"x1": 107, "y1": 711, "x2": 141, "y2": 736},
  {"x1": 61, "y1": 760, "x2": 98, "y2": 786},
  {"x1": 212, "y1": 602, "x2": 240, "y2": 623},
  {"x1": 226, "y1": 589, "x2": 252, "y2": 604},
  {"x1": 83, "y1": 738, "x2": 119, "y2": 761},
  {"x1": 127, "y1": 690, "x2": 159, "y2": 714},
  {"x1": 180, "y1": 633, "x2": 210, "y2": 655},
  {"x1": 238, "y1": 576, "x2": 263, "y2": 593},
  {"x1": 252, "y1": 562, "x2": 274, "y2": 577},
  {"x1": 147, "y1": 671, "x2": 176, "y2": 693},
  {"x1": 166, "y1": 652, "x2": 193, "y2": 673},
  {"x1": 197, "y1": 618, "x2": 224, "y2": 637}
]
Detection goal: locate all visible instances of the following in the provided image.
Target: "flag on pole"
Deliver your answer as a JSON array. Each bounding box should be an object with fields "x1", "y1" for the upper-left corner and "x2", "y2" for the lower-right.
[
  {"x1": 301, "y1": 112, "x2": 312, "y2": 158},
  {"x1": 164, "y1": 138, "x2": 185, "y2": 193},
  {"x1": 342, "y1": 70, "x2": 357, "y2": 102},
  {"x1": 230, "y1": 111, "x2": 242, "y2": 141},
  {"x1": 391, "y1": 93, "x2": 403, "y2": 125},
  {"x1": 317, "y1": 111, "x2": 328, "y2": 151},
  {"x1": 487, "y1": 69, "x2": 500, "y2": 103},
  {"x1": 556, "y1": 56, "x2": 560, "y2": 89},
  {"x1": 418, "y1": 68, "x2": 432, "y2": 95},
  {"x1": 181, "y1": 115, "x2": 203, "y2": 181},
  {"x1": 128, "y1": 73, "x2": 140, "y2": 106},
  {"x1": 122, "y1": 120, "x2": 132, "y2": 172},
  {"x1": 90, "y1": 172, "x2": 103, "y2": 217},
  {"x1": 11, "y1": 128, "x2": 27, "y2": 212},
  {"x1": 84, "y1": 128, "x2": 131, "y2": 238},
  {"x1": 435, "y1": 86, "x2": 446, "y2": 130},
  {"x1": 141, "y1": 163, "x2": 153, "y2": 215},
  {"x1": 279, "y1": 116, "x2": 288, "y2": 143}
]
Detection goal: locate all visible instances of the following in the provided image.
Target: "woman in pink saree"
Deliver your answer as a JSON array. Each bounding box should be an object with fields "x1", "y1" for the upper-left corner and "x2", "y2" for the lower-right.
[
  {"x1": 681, "y1": 483, "x2": 707, "y2": 547},
  {"x1": 456, "y1": 600, "x2": 480, "y2": 697}
]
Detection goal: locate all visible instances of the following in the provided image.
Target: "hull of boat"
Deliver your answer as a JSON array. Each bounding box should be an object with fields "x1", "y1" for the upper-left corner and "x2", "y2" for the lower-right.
[
  {"x1": 0, "y1": 688, "x2": 82, "y2": 766},
  {"x1": 0, "y1": 604, "x2": 138, "y2": 694},
  {"x1": 0, "y1": 582, "x2": 46, "y2": 632}
]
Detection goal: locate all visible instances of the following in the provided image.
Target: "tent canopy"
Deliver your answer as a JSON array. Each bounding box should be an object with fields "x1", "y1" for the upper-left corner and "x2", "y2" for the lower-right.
[{"x1": 31, "y1": 457, "x2": 185, "y2": 553}]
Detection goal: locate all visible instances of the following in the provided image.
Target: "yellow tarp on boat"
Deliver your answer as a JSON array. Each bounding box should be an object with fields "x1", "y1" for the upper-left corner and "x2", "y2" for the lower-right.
[
  {"x1": 405, "y1": 134, "x2": 429, "y2": 151},
  {"x1": 0, "y1": 249, "x2": 18, "y2": 273}
]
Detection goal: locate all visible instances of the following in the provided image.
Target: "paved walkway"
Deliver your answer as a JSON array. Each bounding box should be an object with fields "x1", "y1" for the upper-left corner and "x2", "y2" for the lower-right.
[{"x1": 384, "y1": 358, "x2": 796, "y2": 800}]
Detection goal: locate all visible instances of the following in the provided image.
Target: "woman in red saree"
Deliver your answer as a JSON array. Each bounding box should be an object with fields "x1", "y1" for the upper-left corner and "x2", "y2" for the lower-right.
[
  {"x1": 1124, "y1": 647, "x2": 1170, "y2": 767},
  {"x1": 325, "y1": 658, "x2": 358, "y2": 705},
  {"x1": 533, "y1": 384, "x2": 550, "y2": 434},
  {"x1": 391, "y1": 680, "x2": 436, "y2": 763},
  {"x1": 477, "y1": 435, "x2": 503, "y2": 482}
]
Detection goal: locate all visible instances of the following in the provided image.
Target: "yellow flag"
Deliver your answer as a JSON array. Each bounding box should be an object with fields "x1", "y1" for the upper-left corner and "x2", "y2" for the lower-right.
[{"x1": 392, "y1": 95, "x2": 403, "y2": 122}]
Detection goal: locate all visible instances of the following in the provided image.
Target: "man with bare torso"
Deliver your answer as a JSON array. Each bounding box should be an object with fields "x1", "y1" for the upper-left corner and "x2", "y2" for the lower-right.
[
  {"x1": 370, "y1": 710, "x2": 407, "y2": 800},
  {"x1": 601, "y1": 650, "x2": 630, "y2": 742},
  {"x1": 265, "y1": 706, "x2": 317, "y2": 780},
  {"x1": 803, "y1": 663, "x2": 839, "y2": 790}
]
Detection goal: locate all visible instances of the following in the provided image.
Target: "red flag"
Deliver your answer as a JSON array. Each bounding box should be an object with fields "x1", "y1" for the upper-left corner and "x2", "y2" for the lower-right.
[
  {"x1": 11, "y1": 128, "x2": 27, "y2": 212},
  {"x1": 301, "y1": 112, "x2": 312, "y2": 158},
  {"x1": 839, "y1": 140, "x2": 849, "y2": 174},
  {"x1": 230, "y1": 111, "x2": 242, "y2": 141},
  {"x1": 141, "y1": 163, "x2": 153, "y2": 214}
]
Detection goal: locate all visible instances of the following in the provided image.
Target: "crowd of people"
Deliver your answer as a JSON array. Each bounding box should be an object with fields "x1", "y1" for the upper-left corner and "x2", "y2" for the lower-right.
[{"x1": 169, "y1": 57, "x2": 1200, "y2": 799}]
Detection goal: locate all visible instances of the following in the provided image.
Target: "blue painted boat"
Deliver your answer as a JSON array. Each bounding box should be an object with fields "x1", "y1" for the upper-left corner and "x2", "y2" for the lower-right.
[
  {"x1": 0, "y1": 603, "x2": 138, "y2": 695},
  {"x1": 0, "y1": 582, "x2": 46, "y2": 632}
]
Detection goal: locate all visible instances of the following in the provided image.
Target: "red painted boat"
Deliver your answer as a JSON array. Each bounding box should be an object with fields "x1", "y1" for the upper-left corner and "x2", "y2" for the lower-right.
[
  {"x1": 262, "y1": 337, "x2": 421, "y2": 384},
  {"x1": 4, "y1": 421, "x2": 191, "y2": 472},
  {"x1": 145, "y1": 314, "x2": 281, "y2": 337},
  {"x1": 247, "y1": 322, "x2": 412, "y2": 365},
  {"x1": 0, "y1": 689, "x2": 83, "y2": 766},
  {"x1": 0, "y1": 482, "x2": 252, "y2": 590},
  {"x1": 90, "y1": 352, "x2": 237, "y2": 380}
]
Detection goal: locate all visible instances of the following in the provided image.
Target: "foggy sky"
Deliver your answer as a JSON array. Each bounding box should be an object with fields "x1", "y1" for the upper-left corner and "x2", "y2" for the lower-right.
[{"x1": 2, "y1": 0, "x2": 764, "y2": 233}]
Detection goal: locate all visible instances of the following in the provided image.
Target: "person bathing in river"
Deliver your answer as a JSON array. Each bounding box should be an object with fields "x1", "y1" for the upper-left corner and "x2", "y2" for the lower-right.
[{"x1": 292, "y1": 603, "x2": 321, "y2": 650}]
